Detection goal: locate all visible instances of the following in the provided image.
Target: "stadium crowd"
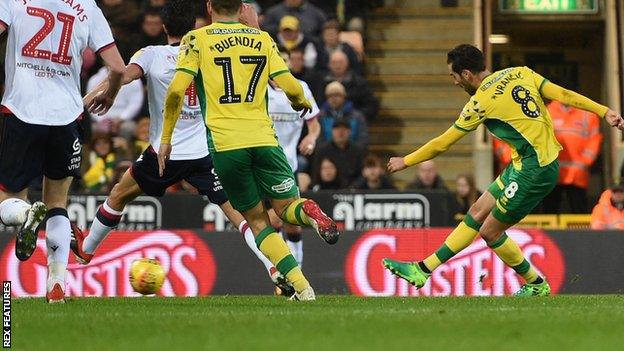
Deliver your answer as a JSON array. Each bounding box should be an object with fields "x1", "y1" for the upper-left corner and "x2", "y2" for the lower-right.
[{"x1": 0, "y1": 0, "x2": 621, "y2": 223}]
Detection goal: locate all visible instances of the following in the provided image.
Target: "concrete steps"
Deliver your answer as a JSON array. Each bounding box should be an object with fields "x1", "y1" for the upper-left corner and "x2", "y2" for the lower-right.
[{"x1": 365, "y1": 2, "x2": 475, "y2": 188}]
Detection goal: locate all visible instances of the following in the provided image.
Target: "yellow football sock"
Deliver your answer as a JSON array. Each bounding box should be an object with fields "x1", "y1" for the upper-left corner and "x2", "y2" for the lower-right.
[
  {"x1": 255, "y1": 227, "x2": 309, "y2": 292},
  {"x1": 281, "y1": 198, "x2": 313, "y2": 227},
  {"x1": 489, "y1": 233, "x2": 539, "y2": 283},
  {"x1": 422, "y1": 216, "x2": 481, "y2": 272}
]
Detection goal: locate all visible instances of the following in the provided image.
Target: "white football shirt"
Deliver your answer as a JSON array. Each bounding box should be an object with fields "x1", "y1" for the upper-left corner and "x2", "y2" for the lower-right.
[
  {"x1": 268, "y1": 81, "x2": 319, "y2": 172},
  {"x1": 86, "y1": 67, "x2": 144, "y2": 123},
  {"x1": 130, "y1": 45, "x2": 208, "y2": 161},
  {"x1": 0, "y1": 0, "x2": 114, "y2": 126}
]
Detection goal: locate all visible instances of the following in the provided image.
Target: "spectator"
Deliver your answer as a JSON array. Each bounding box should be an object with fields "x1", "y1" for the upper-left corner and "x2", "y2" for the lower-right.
[
  {"x1": 309, "y1": 0, "x2": 383, "y2": 32},
  {"x1": 542, "y1": 101, "x2": 602, "y2": 214},
  {"x1": 493, "y1": 138, "x2": 512, "y2": 173},
  {"x1": 407, "y1": 160, "x2": 448, "y2": 191},
  {"x1": 352, "y1": 154, "x2": 395, "y2": 190},
  {"x1": 83, "y1": 133, "x2": 119, "y2": 193},
  {"x1": 311, "y1": 158, "x2": 344, "y2": 190},
  {"x1": 143, "y1": 0, "x2": 166, "y2": 11},
  {"x1": 262, "y1": 0, "x2": 327, "y2": 40},
  {"x1": 288, "y1": 49, "x2": 323, "y2": 95},
  {"x1": 590, "y1": 183, "x2": 624, "y2": 229},
  {"x1": 101, "y1": 0, "x2": 141, "y2": 34},
  {"x1": 275, "y1": 16, "x2": 317, "y2": 69},
  {"x1": 130, "y1": 9, "x2": 167, "y2": 55},
  {"x1": 101, "y1": 0, "x2": 142, "y2": 60},
  {"x1": 87, "y1": 67, "x2": 145, "y2": 140},
  {"x1": 317, "y1": 50, "x2": 378, "y2": 120},
  {"x1": 313, "y1": 120, "x2": 365, "y2": 187},
  {"x1": 133, "y1": 116, "x2": 151, "y2": 158},
  {"x1": 315, "y1": 20, "x2": 362, "y2": 75},
  {"x1": 455, "y1": 174, "x2": 481, "y2": 215},
  {"x1": 319, "y1": 81, "x2": 368, "y2": 148}
]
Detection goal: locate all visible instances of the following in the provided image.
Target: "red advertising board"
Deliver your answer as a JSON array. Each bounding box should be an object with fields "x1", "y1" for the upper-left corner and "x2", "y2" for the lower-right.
[
  {"x1": 0, "y1": 231, "x2": 216, "y2": 297},
  {"x1": 345, "y1": 228, "x2": 566, "y2": 296}
]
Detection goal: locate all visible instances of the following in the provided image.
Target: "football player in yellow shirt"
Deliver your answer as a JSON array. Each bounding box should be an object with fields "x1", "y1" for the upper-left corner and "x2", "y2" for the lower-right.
[
  {"x1": 383, "y1": 44, "x2": 624, "y2": 296},
  {"x1": 159, "y1": 0, "x2": 339, "y2": 301}
]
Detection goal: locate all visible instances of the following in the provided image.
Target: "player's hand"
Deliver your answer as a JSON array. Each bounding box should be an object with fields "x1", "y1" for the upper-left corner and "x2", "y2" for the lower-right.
[
  {"x1": 87, "y1": 91, "x2": 115, "y2": 116},
  {"x1": 387, "y1": 157, "x2": 407, "y2": 173},
  {"x1": 240, "y1": 3, "x2": 260, "y2": 29},
  {"x1": 157, "y1": 143, "x2": 172, "y2": 177},
  {"x1": 605, "y1": 109, "x2": 624, "y2": 131},
  {"x1": 292, "y1": 99, "x2": 312, "y2": 118},
  {"x1": 298, "y1": 135, "x2": 317, "y2": 156}
]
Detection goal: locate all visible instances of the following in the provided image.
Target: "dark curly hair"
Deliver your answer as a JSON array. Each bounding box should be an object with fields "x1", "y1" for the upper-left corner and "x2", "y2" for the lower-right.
[
  {"x1": 162, "y1": 0, "x2": 197, "y2": 38},
  {"x1": 447, "y1": 44, "x2": 486, "y2": 74}
]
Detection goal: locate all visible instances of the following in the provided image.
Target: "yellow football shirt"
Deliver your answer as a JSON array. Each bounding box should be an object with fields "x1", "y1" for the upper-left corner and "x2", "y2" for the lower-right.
[
  {"x1": 454, "y1": 66, "x2": 562, "y2": 169},
  {"x1": 176, "y1": 22, "x2": 290, "y2": 152}
]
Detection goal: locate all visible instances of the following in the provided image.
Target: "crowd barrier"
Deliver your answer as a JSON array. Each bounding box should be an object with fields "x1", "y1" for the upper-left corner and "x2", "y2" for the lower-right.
[{"x1": 1, "y1": 228, "x2": 622, "y2": 297}]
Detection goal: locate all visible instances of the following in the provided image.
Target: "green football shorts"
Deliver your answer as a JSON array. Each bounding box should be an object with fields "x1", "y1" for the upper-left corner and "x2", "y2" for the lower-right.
[
  {"x1": 211, "y1": 146, "x2": 299, "y2": 212},
  {"x1": 488, "y1": 160, "x2": 559, "y2": 224}
]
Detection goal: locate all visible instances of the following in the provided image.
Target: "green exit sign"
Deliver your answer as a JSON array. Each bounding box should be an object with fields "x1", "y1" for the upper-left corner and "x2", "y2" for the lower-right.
[{"x1": 500, "y1": 0, "x2": 599, "y2": 14}]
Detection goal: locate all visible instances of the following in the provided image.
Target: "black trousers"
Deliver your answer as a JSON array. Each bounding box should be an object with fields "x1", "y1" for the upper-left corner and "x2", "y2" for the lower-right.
[{"x1": 541, "y1": 185, "x2": 588, "y2": 214}]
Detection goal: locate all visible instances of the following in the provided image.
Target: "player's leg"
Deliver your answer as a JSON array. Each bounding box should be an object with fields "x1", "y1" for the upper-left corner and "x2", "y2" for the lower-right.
[
  {"x1": 0, "y1": 114, "x2": 48, "y2": 260},
  {"x1": 382, "y1": 167, "x2": 512, "y2": 287},
  {"x1": 479, "y1": 213, "x2": 548, "y2": 296},
  {"x1": 268, "y1": 208, "x2": 303, "y2": 266},
  {"x1": 74, "y1": 169, "x2": 143, "y2": 263},
  {"x1": 41, "y1": 177, "x2": 73, "y2": 302},
  {"x1": 184, "y1": 155, "x2": 277, "y2": 277},
  {"x1": 483, "y1": 162, "x2": 559, "y2": 296},
  {"x1": 253, "y1": 146, "x2": 338, "y2": 244},
  {"x1": 211, "y1": 148, "x2": 313, "y2": 299}
]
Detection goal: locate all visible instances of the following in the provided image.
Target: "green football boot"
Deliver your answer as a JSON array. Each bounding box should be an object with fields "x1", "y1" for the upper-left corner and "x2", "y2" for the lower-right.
[
  {"x1": 514, "y1": 280, "x2": 551, "y2": 297},
  {"x1": 382, "y1": 258, "x2": 430, "y2": 288}
]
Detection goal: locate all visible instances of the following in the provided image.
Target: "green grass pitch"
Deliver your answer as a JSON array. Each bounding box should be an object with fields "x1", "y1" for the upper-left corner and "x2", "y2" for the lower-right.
[{"x1": 11, "y1": 295, "x2": 624, "y2": 351}]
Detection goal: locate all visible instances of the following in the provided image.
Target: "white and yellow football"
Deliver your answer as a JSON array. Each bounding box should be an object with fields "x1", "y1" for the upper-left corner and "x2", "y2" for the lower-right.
[{"x1": 129, "y1": 258, "x2": 165, "y2": 295}]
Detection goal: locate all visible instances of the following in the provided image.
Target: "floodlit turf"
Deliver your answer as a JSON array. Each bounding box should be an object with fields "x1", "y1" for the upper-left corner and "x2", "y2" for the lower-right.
[{"x1": 11, "y1": 295, "x2": 624, "y2": 351}]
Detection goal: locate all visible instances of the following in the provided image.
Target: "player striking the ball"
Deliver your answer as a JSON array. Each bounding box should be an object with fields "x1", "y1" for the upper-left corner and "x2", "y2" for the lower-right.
[
  {"x1": 383, "y1": 44, "x2": 624, "y2": 296},
  {"x1": 0, "y1": 0, "x2": 125, "y2": 303},
  {"x1": 160, "y1": 0, "x2": 339, "y2": 301},
  {"x1": 74, "y1": 0, "x2": 296, "y2": 296}
]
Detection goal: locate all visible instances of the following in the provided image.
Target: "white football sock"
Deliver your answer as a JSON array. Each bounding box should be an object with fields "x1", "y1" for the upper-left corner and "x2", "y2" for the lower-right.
[
  {"x1": 0, "y1": 198, "x2": 30, "y2": 226},
  {"x1": 286, "y1": 237, "x2": 303, "y2": 267},
  {"x1": 45, "y1": 210, "x2": 71, "y2": 282},
  {"x1": 239, "y1": 221, "x2": 273, "y2": 275},
  {"x1": 47, "y1": 262, "x2": 67, "y2": 290},
  {"x1": 83, "y1": 201, "x2": 124, "y2": 254}
]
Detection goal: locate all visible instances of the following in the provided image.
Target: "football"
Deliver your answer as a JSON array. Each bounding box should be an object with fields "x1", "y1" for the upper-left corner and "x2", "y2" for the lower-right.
[{"x1": 129, "y1": 258, "x2": 165, "y2": 295}]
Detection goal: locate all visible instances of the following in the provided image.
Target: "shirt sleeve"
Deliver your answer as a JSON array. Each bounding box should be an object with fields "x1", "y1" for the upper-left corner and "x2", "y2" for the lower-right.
[
  {"x1": 176, "y1": 32, "x2": 200, "y2": 77},
  {"x1": 453, "y1": 97, "x2": 486, "y2": 132},
  {"x1": 0, "y1": 1, "x2": 11, "y2": 28},
  {"x1": 525, "y1": 66, "x2": 549, "y2": 93},
  {"x1": 266, "y1": 34, "x2": 289, "y2": 79},
  {"x1": 88, "y1": 6, "x2": 115, "y2": 53},
  {"x1": 129, "y1": 47, "x2": 155, "y2": 77},
  {"x1": 301, "y1": 81, "x2": 320, "y2": 120}
]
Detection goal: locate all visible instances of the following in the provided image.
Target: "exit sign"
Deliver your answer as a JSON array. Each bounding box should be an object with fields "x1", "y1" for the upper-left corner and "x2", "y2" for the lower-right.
[{"x1": 500, "y1": 0, "x2": 599, "y2": 14}]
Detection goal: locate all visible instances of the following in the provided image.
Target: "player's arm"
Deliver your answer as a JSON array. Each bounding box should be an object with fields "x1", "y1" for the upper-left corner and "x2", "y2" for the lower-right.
[
  {"x1": 158, "y1": 70, "x2": 194, "y2": 175},
  {"x1": 83, "y1": 64, "x2": 143, "y2": 108},
  {"x1": 388, "y1": 126, "x2": 467, "y2": 173},
  {"x1": 0, "y1": 23, "x2": 5, "y2": 34},
  {"x1": 88, "y1": 46, "x2": 126, "y2": 115},
  {"x1": 298, "y1": 117, "x2": 321, "y2": 156},
  {"x1": 541, "y1": 81, "x2": 624, "y2": 130},
  {"x1": 273, "y1": 73, "x2": 311, "y2": 115}
]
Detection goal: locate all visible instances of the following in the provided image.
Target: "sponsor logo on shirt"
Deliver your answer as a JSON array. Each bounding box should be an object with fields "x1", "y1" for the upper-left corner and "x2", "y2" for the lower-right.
[{"x1": 271, "y1": 178, "x2": 295, "y2": 194}]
